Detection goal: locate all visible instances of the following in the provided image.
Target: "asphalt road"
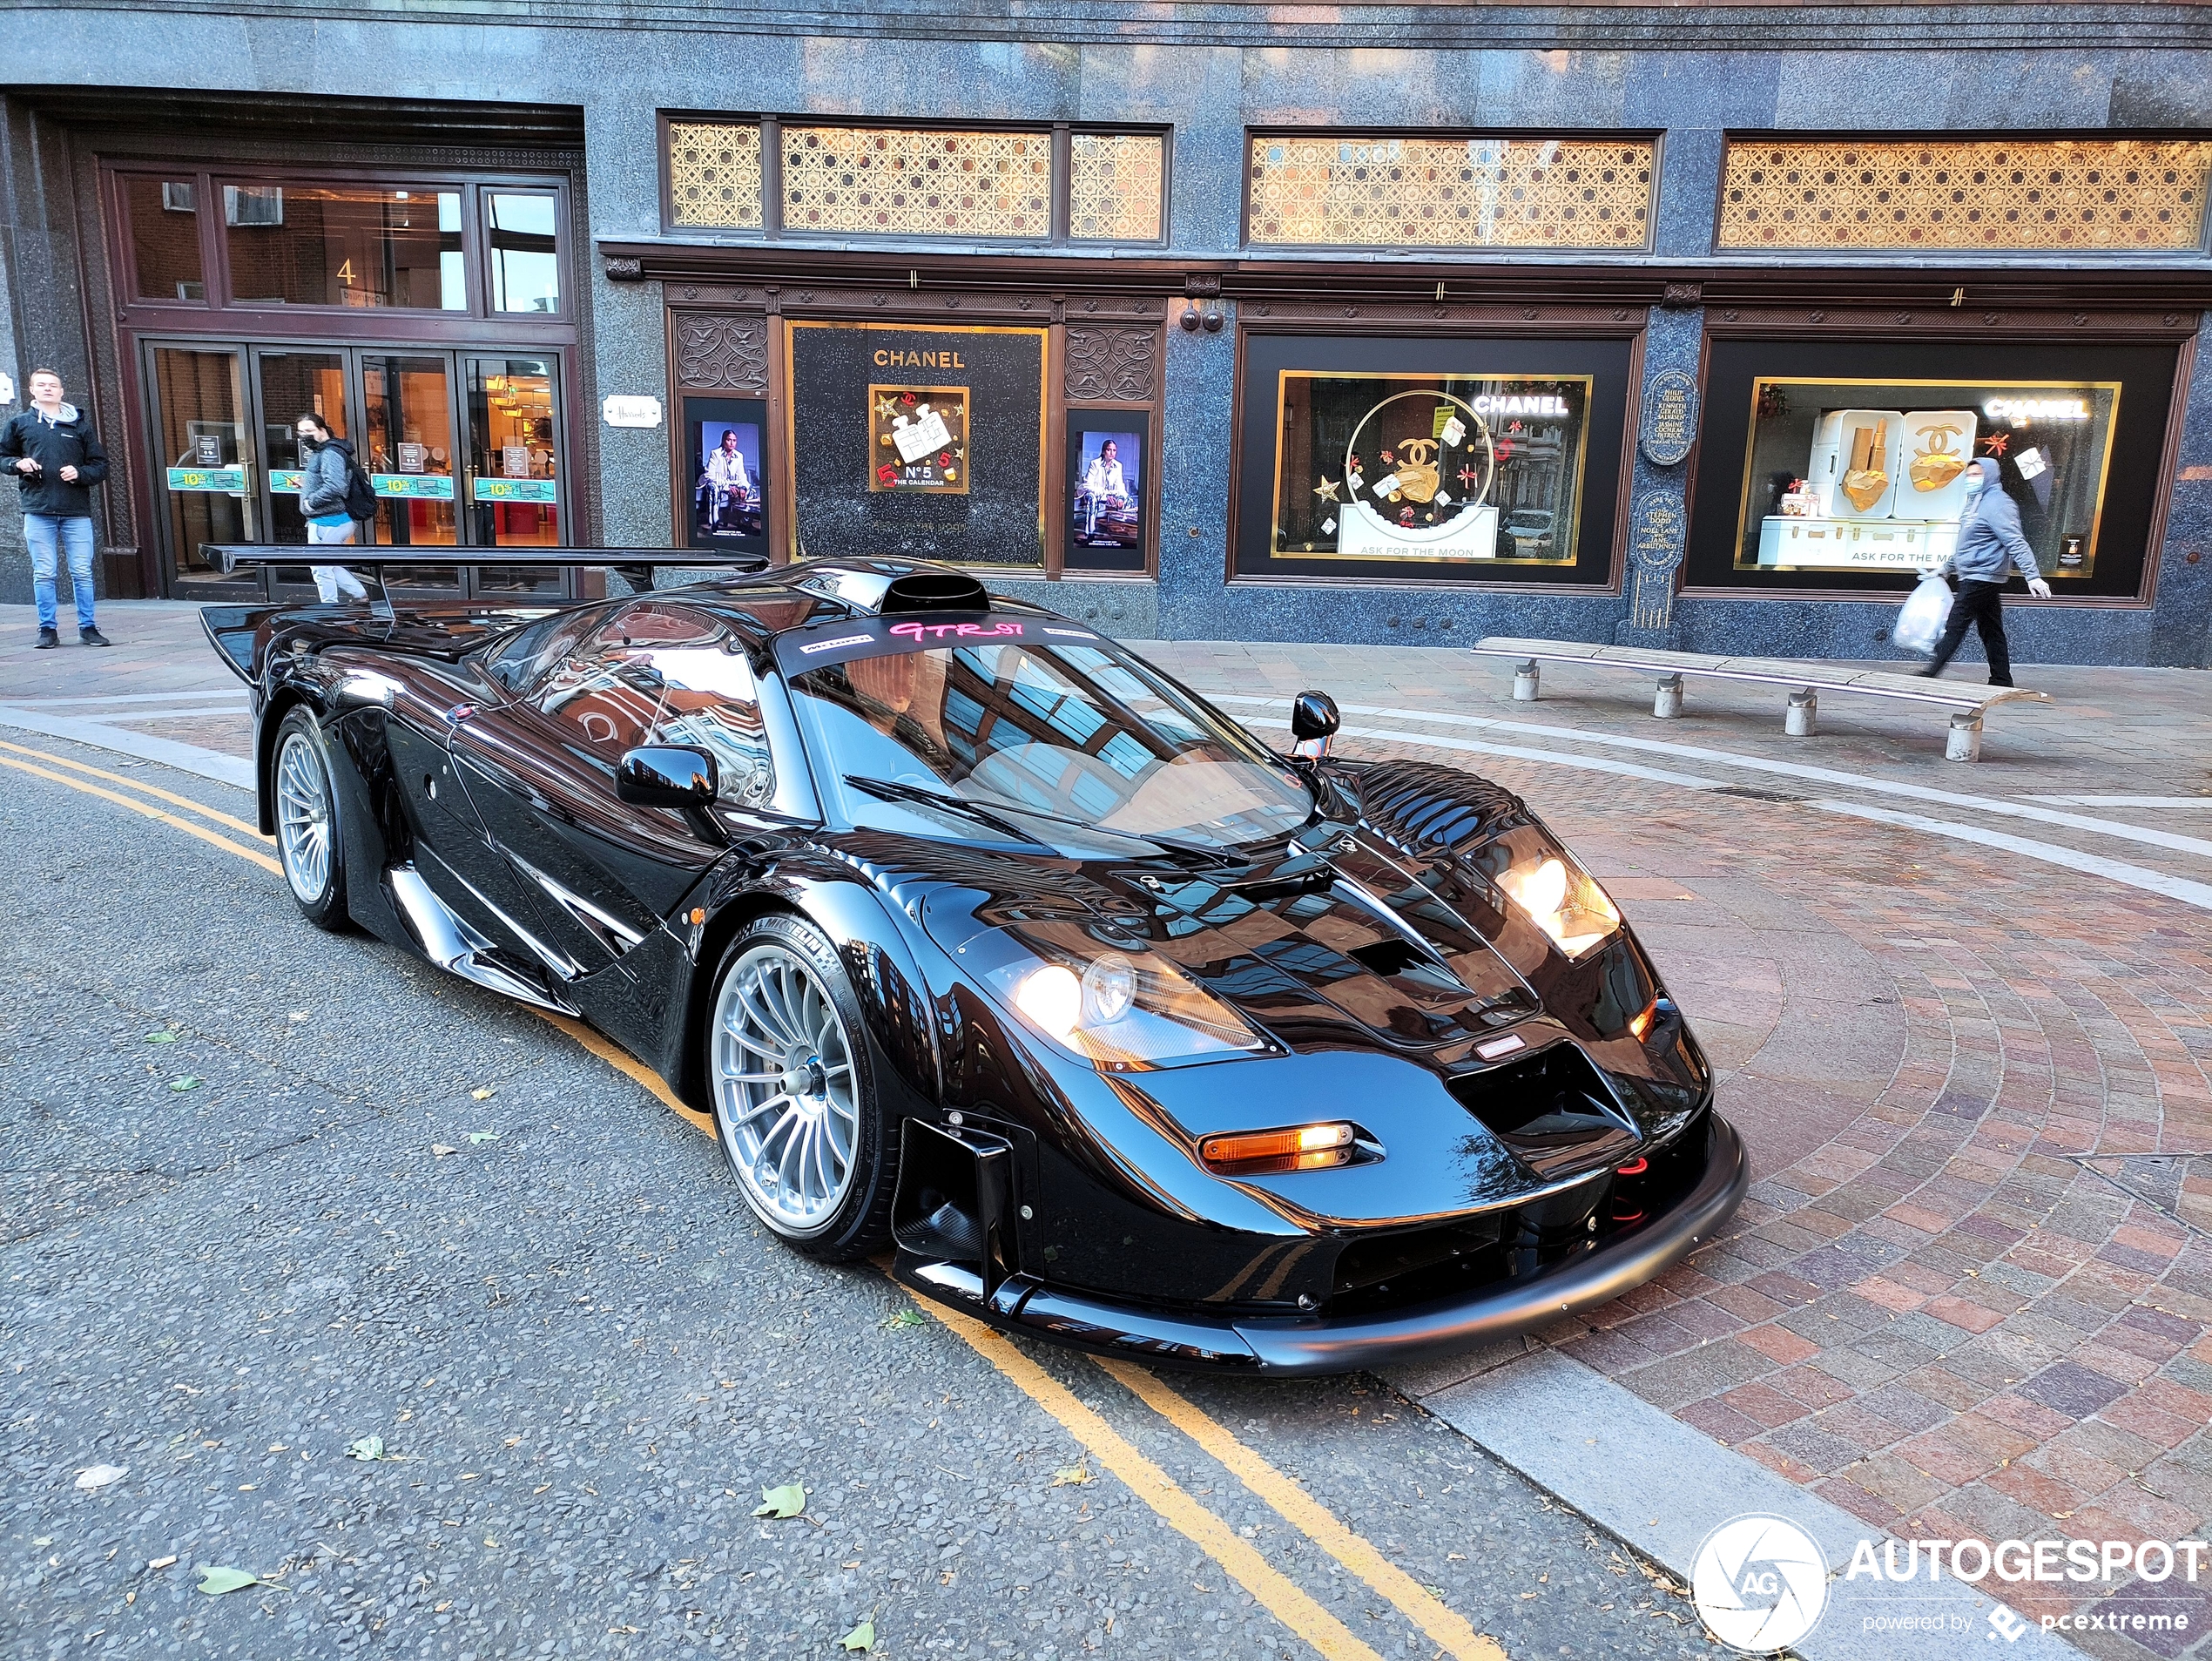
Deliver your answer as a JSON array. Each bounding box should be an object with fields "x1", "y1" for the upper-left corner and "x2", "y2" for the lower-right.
[{"x1": 2, "y1": 733, "x2": 1727, "y2": 1660}]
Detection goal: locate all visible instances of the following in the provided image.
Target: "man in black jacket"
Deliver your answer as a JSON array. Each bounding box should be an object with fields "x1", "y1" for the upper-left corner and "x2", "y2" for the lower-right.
[{"x1": 1, "y1": 368, "x2": 111, "y2": 647}]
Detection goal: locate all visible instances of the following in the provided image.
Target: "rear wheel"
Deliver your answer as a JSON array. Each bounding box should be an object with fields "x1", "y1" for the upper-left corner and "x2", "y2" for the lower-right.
[
  {"x1": 273, "y1": 708, "x2": 349, "y2": 931},
  {"x1": 707, "y1": 914, "x2": 894, "y2": 1260}
]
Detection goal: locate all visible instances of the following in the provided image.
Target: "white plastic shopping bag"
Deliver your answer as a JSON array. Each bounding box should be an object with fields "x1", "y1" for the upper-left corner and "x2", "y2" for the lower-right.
[{"x1": 1892, "y1": 572, "x2": 1952, "y2": 657}]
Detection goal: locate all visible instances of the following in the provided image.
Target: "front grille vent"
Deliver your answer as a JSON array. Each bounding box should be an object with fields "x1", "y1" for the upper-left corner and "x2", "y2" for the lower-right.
[{"x1": 1447, "y1": 1044, "x2": 1639, "y2": 1181}]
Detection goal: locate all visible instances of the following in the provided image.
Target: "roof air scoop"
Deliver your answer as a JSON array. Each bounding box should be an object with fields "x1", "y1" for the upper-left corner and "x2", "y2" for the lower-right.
[{"x1": 792, "y1": 560, "x2": 991, "y2": 616}]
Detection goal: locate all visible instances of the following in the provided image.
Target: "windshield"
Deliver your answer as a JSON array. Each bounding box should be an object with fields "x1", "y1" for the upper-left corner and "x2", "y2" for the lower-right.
[{"x1": 789, "y1": 635, "x2": 1313, "y2": 852}]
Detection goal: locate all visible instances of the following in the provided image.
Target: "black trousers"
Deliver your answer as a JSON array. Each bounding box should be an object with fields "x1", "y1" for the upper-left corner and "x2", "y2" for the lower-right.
[{"x1": 1925, "y1": 578, "x2": 2013, "y2": 686}]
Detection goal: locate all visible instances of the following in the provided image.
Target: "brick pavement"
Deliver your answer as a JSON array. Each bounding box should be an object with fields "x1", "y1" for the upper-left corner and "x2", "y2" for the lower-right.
[{"x1": 10, "y1": 601, "x2": 2212, "y2": 1655}]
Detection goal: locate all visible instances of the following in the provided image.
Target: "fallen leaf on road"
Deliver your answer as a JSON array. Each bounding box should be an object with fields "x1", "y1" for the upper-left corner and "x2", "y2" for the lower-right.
[
  {"x1": 344, "y1": 1437, "x2": 386, "y2": 1462},
  {"x1": 431, "y1": 1144, "x2": 459, "y2": 1158},
  {"x1": 1050, "y1": 1462, "x2": 1094, "y2": 1487},
  {"x1": 75, "y1": 1464, "x2": 129, "y2": 1491},
  {"x1": 468, "y1": 1131, "x2": 500, "y2": 1144},
  {"x1": 879, "y1": 1307, "x2": 926, "y2": 1330},
  {"x1": 169, "y1": 1077, "x2": 202, "y2": 1092},
  {"x1": 195, "y1": 1566, "x2": 260, "y2": 1596},
  {"x1": 839, "y1": 1618, "x2": 876, "y2": 1651},
  {"x1": 148, "y1": 1556, "x2": 178, "y2": 1570},
  {"x1": 144, "y1": 1030, "x2": 178, "y2": 1043},
  {"x1": 753, "y1": 1483, "x2": 806, "y2": 1518},
  {"x1": 472, "y1": 1087, "x2": 495, "y2": 1101}
]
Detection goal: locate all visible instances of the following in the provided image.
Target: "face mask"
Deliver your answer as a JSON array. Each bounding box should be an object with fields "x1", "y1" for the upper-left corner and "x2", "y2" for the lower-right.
[{"x1": 1963, "y1": 472, "x2": 1984, "y2": 493}]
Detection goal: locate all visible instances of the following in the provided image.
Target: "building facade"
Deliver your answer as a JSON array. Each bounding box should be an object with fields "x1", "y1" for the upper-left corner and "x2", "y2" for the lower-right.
[{"x1": 5, "y1": 8, "x2": 2212, "y2": 665}]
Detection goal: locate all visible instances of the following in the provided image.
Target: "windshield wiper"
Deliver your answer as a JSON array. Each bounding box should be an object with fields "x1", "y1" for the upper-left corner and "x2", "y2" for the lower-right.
[
  {"x1": 967, "y1": 796, "x2": 1248, "y2": 869},
  {"x1": 842, "y1": 775, "x2": 1046, "y2": 846}
]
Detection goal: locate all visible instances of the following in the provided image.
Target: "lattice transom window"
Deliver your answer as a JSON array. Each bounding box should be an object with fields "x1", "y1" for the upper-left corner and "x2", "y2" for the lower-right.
[
  {"x1": 1246, "y1": 134, "x2": 1655, "y2": 250},
  {"x1": 782, "y1": 126, "x2": 1052, "y2": 239},
  {"x1": 1069, "y1": 132, "x2": 1164, "y2": 242},
  {"x1": 667, "y1": 121, "x2": 764, "y2": 230},
  {"x1": 1717, "y1": 138, "x2": 2212, "y2": 252}
]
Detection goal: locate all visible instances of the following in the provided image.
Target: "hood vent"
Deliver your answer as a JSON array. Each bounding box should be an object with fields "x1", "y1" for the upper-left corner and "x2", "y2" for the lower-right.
[{"x1": 1448, "y1": 1044, "x2": 1639, "y2": 1181}]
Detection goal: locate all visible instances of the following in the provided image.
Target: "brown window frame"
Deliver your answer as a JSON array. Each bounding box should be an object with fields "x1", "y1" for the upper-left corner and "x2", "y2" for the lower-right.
[{"x1": 657, "y1": 111, "x2": 1172, "y2": 247}]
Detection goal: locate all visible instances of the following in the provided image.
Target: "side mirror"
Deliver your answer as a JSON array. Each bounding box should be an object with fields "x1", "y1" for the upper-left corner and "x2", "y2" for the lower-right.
[
  {"x1": 617, "y1": 745, "x2": 718, "y2": 809},
  {"x1": 1290, "y1": 691, "x2": 1340, "y2": 753}
]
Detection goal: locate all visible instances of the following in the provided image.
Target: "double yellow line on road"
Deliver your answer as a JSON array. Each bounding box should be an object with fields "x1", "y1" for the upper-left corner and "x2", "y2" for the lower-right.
[{"x1": 3, "y1": 733, "x2": 1504, "y2": 1661}]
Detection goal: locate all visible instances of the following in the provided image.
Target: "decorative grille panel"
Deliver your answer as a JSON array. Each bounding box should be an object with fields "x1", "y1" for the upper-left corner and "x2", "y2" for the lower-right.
[
  {"x1": 1246, "y1": 135, "x2": 1654, "y2": 250},
  {"x1": 782, "y1": 126, "x2": 1051, "y2": 239},
  {"x1": 1069, "y1": 132, "x2": 1164, "y2": 242},
  {"x1": 1717, "y1": 138, "x2": 2212, "y2": 252},
  {"x1": 666, "y1": 121, "x2": 763, "y2": 230}
]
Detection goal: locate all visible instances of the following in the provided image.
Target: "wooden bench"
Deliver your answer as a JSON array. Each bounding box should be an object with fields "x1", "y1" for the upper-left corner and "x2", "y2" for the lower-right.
[{"x1": 1470, "y1": 637, "x2": 2050, "y2": 762}]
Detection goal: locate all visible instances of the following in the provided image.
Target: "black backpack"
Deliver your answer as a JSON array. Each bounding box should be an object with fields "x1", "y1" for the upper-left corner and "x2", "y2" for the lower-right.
[{"x1": 342, "y1": 455, "x2": 379, "y2": 523}]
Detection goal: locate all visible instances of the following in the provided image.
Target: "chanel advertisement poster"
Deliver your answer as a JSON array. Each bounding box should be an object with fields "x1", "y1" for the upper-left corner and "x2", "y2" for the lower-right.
[
  {"x1": 1065, "y1": 427, "x2": 1144, "y2": 573},
  {"x1": 789, "y1": 322, "x2": 1047, "y2": 569},
  {"x1": 678, "y1": 395, "x2": 769, "y2": 555}
]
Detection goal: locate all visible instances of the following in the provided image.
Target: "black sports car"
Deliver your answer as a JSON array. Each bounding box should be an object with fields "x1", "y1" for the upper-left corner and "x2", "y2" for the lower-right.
[{"x1": 204, "y1": 551, "x2": 1747, "y2": 1374}]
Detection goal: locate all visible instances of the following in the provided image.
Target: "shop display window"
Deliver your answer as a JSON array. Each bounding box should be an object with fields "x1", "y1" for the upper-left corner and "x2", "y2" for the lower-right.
[
  {"x1": 223, "y1": 183, "x2": 464, "y2": 311},
  {"x1": 1235, "y1": 334, "x2": 1632, "y2": 585},
  {"x1": 1737, "y1": 378, "x2": 2119, "y2": 578},
  {"x1": 1688, "y1": 339, "x2": 2182, "y2": 600}
]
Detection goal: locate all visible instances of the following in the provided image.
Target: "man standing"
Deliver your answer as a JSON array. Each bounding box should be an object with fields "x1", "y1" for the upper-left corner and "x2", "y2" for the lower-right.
[
  {"x1": 1919, "y1": 456, "x2": 2052, "y2": 687},
  {"x1": 1, "y1": 368, "x2": 110, "y2": 647},
  {"x1": 294, "y1": 412, "x2": 369, "y2": 604}
]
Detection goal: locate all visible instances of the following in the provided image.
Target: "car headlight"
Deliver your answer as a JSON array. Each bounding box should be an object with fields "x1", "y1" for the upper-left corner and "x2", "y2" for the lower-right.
[
  {"x1": 1476, "y1": 829, "x2": 1622, "y2": 960},
  {"x1": 976, "y1": 921, "x2": 1271, "y2": 1071}
]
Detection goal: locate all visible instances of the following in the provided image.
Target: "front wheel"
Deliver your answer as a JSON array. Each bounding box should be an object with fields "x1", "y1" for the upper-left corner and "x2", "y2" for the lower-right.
[
  {"x1": 707, "y1": 914, "x2": 894, "y2": 1260},
  {"x1": 272, "y1": 708, "x2": 349, "y2": 932}
]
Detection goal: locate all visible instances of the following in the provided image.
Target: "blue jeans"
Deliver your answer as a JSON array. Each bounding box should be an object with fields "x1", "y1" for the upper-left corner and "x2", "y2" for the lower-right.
[{"x1": 24, "y1": 513, "x2": 96, "y2": 632}]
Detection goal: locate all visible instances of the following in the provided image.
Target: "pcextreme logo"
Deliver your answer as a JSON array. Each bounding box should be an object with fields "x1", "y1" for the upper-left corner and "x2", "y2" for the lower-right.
[{"x1": 1691, "y1": 1514, "x2": 1830, "y2": 1652}]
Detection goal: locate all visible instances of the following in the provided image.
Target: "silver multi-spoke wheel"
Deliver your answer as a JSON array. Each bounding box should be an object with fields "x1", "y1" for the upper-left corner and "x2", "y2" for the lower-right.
[
  {"x1": 713, "y1": 940, "x2": 860, "y2": 1238},
  {"x1": 275, "y1": 727, "x2": 334, "y2": 905}
]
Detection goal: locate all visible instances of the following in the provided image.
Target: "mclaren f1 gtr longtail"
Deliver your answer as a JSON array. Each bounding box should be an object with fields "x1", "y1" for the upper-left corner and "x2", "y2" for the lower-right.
[{"x1": 203, "y1": 550, "x2": 1748, "y2": 1374}]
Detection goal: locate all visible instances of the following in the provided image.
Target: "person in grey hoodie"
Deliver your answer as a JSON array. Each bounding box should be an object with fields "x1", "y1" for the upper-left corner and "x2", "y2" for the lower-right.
[
  {"x1": 1919, "y1": 456, "x2": 2052, "y2": 687},
  {"x1": 294, "y1": 412, "x2": 369, "y2": 604}
]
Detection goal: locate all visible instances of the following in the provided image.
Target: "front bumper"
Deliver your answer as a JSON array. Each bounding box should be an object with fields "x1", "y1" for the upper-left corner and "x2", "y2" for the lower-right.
[{"x1": 895, "y1": 1112, "x2": 1750, "y2": 1377}]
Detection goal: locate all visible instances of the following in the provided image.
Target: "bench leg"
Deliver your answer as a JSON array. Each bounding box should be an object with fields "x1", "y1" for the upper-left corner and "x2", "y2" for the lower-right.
[
  {"x1": 1653, "y1": 674, "x2": 1684, "y2": 719},
  {"x1": 1513, "y1": 660, "x2": 1541, "y2": 702},
  {"x1": 1784, "y1": 688, "x2": 1817, "y2": 738},
  {"x1": 1947, "y1": 712, "x2": 1984, "y2": 763}
]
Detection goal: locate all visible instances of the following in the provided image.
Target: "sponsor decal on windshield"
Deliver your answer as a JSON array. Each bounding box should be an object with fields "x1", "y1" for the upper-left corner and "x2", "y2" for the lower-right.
[{"x1": 776, "y1": 611, "x2": 1096, "y2": 672}]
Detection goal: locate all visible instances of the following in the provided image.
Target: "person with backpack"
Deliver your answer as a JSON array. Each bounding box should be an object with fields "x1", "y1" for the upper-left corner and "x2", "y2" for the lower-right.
[
  {"x1": 1, "y1": 367, "x2": 111, "y2": 647},
  {"x1": 295, "y1": 412, "x2": 372, "y2": 604}
]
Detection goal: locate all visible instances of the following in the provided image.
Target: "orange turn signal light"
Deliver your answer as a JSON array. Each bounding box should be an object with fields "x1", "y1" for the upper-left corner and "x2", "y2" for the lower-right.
[
  {"x1": 1199, "y1": 1122, "x2": 1356, "y2": 1174},
  {"x1": 1628, "y1": 997, "x2": 1661, "y2": 1043}
]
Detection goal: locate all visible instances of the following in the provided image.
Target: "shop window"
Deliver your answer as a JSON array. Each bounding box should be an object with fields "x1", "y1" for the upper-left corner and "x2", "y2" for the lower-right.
[
  {"x1": 666, "y1": 120, "x2": 764, "y2": 230},
  {"x1": 783, "y1": 126, "x2": 1052, "y2": 240},
  {"x1": 224, "y1": 183, "x2": 464, "y2": 310},
  {"x1": 1716, "y1": 138, "x2": 2212, "y2": 253},
  {"x1": 121, "y1": 175, "x2": 206, "y2": 301},
  {"x1": 1245, "y1": 134, "x2": 1655, "y2": 251},
  {"x1": 1686, "y1": 339, "x2": 2183, "y2": 600},
  {"x1": 1069, "y1": 133, "x2": 1164, "y2": 242},
  {"x1": 1234, "y1": 334, "x2": 1633, "y2": 587},
  {"x1": 487, "y1": 192, "x2": 561, "y2": 314}
]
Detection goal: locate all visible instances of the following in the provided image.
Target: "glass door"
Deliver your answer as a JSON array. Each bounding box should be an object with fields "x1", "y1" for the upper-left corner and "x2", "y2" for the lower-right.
[
  {"x1": 362, "y1": 352, "x2": 462, "y2": 592},
  {"x1": 147, "y1": 343, "x2": 257, "y2": 599},
  {"x1": 253, "y1": 346, "x2": 351, "y2": 600},
  {"x1": 464, "y1": 354, "x2": 565, "y2": 596}
]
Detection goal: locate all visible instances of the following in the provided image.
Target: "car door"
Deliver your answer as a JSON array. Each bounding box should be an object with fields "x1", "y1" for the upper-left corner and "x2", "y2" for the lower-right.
[{"x1": 449, "y1": 599, "x2": 769, "y2": 983}]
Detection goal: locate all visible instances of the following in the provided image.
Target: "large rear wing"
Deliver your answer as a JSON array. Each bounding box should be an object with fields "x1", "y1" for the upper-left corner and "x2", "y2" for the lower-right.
[{"x1": 199, "y1": 544, "x2": 769, "y2": 619}]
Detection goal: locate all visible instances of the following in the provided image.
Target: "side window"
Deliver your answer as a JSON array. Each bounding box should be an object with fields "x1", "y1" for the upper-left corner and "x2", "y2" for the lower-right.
[
  {"x1": 529, "y1": 601, "x2": 776, "y2": 807},
  {"x1": 485, "y1": 605, "x2": 602, "y2": 693}
]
